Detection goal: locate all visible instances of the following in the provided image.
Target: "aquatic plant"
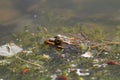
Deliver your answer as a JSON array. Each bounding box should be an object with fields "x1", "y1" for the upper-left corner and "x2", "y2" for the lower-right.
[{"x1": 0, "y1": 25, "x2": 120, "y2": 80}]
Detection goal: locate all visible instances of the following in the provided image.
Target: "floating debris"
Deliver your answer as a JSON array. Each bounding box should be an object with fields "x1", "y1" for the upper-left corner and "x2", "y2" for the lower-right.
[
  {"x1": 51, "y1": 74, "x2": 57, "y2": 80},
  {"x1": 40, "y1": 54, "x2": 50, "y2": 61},
  {"x1": 76, "y1": 69, "x2": 90, "y2": 76},
  {"x1": 55, "y1": 75, "x2": 67, "y2": 80},
  {"x1": 93, "y1": 63, "x2": 107, "y2": 68},
  {"x1": 79, "y1": 43, "x2": 88, "y2": 51},
  {"x1": 93, "y1": 58, "x2": 104, "y2": 63},
  {"x1": 70, "y1": 64, "x2": 77, "y2": 67},
  {"x1": 0, "y1": 60, "x2": 11, "y2": 66},
  {"x1": 107, "y1": 61, "x2": 120, "y2": 65},
  {"x1": 21, "y1": 68, "x2": 29, "y2": 74},
  {"x1": 0, "y1": 43, "x2": 23, "y2": 57},
  {"x1": 22, "y1": 50, "x2": 32, "y2": 54},
  {"x1": 68, "y1": 68, "x2": 90, "y2": 76},
  {"x1": 81, "y1": 51, "x2": 93, "y2": 58}
]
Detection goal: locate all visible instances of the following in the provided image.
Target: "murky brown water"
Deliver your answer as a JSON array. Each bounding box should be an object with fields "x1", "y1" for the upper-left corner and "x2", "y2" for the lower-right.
[
  {"x1": 0, "y1": 1, "x2": 120, "y2": 79},
  {"x1": 0, "y1": 0, "x2": 120, "y2": 41}
]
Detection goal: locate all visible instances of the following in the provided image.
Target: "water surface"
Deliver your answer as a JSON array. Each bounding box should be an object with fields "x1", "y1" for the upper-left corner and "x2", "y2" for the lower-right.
[{"x1": 0, "y1": 0, "x2": 120, "y2": 41}]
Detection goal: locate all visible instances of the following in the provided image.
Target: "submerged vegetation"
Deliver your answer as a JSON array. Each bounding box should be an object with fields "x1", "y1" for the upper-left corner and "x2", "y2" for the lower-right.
[{"x1": 0, "y1": 25, "x2": 120, "y2": 80}]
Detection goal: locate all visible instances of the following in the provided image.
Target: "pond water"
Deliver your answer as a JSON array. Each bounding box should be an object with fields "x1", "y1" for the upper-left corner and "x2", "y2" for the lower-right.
[
  {"x1": 0, "y1": 0, "x2": 120, "y2": 40},
  {"x1": 0, "y1": 0, "x2": 120, "y2": 80}
]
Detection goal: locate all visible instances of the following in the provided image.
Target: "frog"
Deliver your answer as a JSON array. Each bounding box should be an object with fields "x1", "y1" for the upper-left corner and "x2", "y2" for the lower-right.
[
  {"x1": 44, "y1": 34, "x2": 76, "y2": 49},
  {"x1": 44, "y1": 34, "x2": 91, "y2": 59}
]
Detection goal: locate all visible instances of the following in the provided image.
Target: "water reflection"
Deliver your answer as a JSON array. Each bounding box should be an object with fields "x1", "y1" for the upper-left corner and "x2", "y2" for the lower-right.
[{"x1": 0, "y1": 0, "x2": 120, "y2": 40}]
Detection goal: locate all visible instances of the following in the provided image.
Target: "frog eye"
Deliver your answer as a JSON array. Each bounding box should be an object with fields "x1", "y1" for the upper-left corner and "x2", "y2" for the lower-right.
[{"x1": 54, "y1": 39, "x2": 62, "y2": 45}]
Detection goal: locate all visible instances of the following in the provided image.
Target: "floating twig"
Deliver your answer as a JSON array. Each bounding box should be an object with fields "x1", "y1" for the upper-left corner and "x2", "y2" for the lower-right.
[
  {"x1": 15, "y1": 56, "x2": 42, "y2": 68},
  {"x1": 90, "y1": 42, "x2": 120, "y2": 49}
]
